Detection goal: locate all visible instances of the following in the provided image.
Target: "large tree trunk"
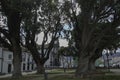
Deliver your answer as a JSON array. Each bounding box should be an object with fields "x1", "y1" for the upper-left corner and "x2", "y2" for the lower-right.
[
  {"x1": 36, "y1": 63, "x2": 45, "y2": 74},
  {"x1": 27, "y1": 45, "x2": 45, "y2": 74},
  {"x1": 12, "y1": 40, "x2": 22, "y2": 78},
  {"x1": 7, "y1": 12, "x2": 22, "y2": 78},
  {"x1": 75, "y1": 56, "x2": 97, "y2": 77},
  {"x1": 89, "y1": 51, "x2": 102, "y2": 71},
  {"x1": 34, "y1": 58, "x2": 45, "y2": 74},
  {"x1": 88, "y1": 59, "x2": 96, "y2": 71},
  {"x1": 32, "y1": 52, "x2": 45, "y2": 74},
  {"x1": 75, "y1": 56, "x2": 89, "y2": 77}
]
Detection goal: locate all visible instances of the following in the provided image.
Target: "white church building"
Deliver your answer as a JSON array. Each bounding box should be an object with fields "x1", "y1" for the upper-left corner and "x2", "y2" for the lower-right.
[
  {"x1": 0, "y1": 40, "x2": 60, "y2": 74},
  {"x1": 0, "y1": 40, "x2": 76, "y2": 74},
  {"x1": 0, "y1": 47, "x2": 37, "y2": 74}
]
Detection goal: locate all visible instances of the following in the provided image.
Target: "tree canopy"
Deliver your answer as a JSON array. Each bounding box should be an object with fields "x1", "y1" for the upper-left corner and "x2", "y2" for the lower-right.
[{"x1": 0, "y1": 0, "x2": 120, "y2": 78}]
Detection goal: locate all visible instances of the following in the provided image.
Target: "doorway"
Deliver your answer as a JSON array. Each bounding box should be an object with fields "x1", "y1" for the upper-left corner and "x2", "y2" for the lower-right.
[{"x1": 8, "y1": 64, "x2": 12, "y2": 73}]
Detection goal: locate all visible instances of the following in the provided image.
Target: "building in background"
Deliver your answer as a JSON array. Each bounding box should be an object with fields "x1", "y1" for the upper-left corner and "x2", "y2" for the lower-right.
[
  {"x1": 96, "y1": 51, "x2": 120, "y2": 68},
  {"x1": 0, "y1": 40, "x2": 76, "y2": 74},
  {"x1": 0, "y1": 40, "x2": 61, "y2": 74},
  {"x1": 0, "y1": 47, "x2": 36, "y2": 74}
]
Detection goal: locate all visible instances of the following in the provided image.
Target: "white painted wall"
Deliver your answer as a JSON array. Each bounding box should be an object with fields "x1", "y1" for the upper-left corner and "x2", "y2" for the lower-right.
[
  {"x1": 0, "y1": 48, "x2": 2, "y2": 72},
  {"x1": 0, "y1": 41, "x2": 64, "y2": 74},
  {"x1": 2, "y1": 50, "x2": 13, "y2": 74},
  {"x1": 0, "y1": 60, "x2": 2, "y2": 72},
  {"x1": 60, "y1": 56, "x2": 74, "y2": 68},
  {"x1": 0, "y1": 48, "x2": 36, "y2": 74}
]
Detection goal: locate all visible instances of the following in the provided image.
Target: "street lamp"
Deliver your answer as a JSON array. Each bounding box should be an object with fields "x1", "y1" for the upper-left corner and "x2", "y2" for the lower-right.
[{"x1": 106, "y1": 50, "x2": 110, "y2": 71}]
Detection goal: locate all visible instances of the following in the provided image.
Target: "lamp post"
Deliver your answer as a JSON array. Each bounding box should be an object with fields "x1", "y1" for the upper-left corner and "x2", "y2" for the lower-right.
[{"x1": 106, "y1": 50, "x2": 110, "y2": 71}]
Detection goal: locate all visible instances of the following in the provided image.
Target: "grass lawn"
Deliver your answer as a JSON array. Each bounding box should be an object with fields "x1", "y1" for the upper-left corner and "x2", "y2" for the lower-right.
[
  {"x1": 91, "y1": 75, "x2": 120, "y2": 80},
  {"x1": 0, "y1": 69, "x2": 120, "y2": 80},
  {"x1": 47, "y1": 69, "x2": 75, "y2": 74},
  {"x1": 1, "y1": 75, "x2": 120, "y2": 80},
  {"x1": 0, "y1": 74, "x2": 120, "y2": 80},
  {"x1": 49, "y1": 73, "x2": 120, "y2": 80}
]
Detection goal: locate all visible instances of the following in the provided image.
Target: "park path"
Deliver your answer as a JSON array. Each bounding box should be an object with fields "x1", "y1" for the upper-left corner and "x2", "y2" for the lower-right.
[
  {"x1": 105, "y1": 69, "x2": 120, "y2": 75},
  {"x1": 110, "y1": 69, "x2": 120, "y2": 73},
  {"x1": 0, "y1": 71, "x2": 36, "y2": 78}
]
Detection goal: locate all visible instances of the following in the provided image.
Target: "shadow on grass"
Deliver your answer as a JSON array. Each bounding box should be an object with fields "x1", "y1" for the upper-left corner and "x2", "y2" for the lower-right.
[
  {"x1": 49, "y1": 74, "x2": 120, "y2": 80},
  {"x1": 90, "y1": 75, "x2": 120, "y2": 80},
  {"x1": 0, "y1": 75, "x2": 42, "y2": 80}
]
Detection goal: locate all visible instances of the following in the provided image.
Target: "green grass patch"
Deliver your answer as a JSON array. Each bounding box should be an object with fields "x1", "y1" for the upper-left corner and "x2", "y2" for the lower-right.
[
  {"x1": 49, "y1": 75, "x2": 84, "y2": 80},
  {"x1": 0, "y1": 74, "x2": 120, "y2": 80},
  {"x1": 91, "y1": 75, "x2": 120, "y2": 80},
  {"x1": 0, "y1": 69, "x2": 119, "y2": 80},
  {"x1": 49, "y1": 75, "x2": 120, "y2": 80},
  {"x1": 47, "y1": 69, "x2": 75, "y2": 74}
]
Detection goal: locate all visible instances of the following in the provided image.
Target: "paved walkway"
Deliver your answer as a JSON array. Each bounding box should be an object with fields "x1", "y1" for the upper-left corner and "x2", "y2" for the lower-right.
[
  {"x1": 0, "y1": 69, "x2": 57, "y2": 78},
  {"x1": 0, "y1": 71, "x2": 36, "y2": 78},
  {"x1": 105, "y1": 69, "x2": 120, "y2": 75},
  {"x1": 110, "y1": 69, "x2": 120, "y2": 73}
]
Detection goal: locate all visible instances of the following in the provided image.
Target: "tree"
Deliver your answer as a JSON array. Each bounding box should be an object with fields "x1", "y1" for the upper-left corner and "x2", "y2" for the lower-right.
[
  {"x1": 21, "y1": 0, "x2": 64, "y2": 74},
  {"x1": 0, "y1": 0, "x2": 22, "y2": 78},
  {"x1": 62, "y1": 0, "x2": 120, "y2": 77},
  {"x1": 0, "y1": 0, "x2": 41, "y2": 78}
]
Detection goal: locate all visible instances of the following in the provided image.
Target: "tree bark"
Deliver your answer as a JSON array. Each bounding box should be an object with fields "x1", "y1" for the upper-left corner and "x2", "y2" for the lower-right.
[
  {"x1": 88, "y1": 51, "x2": 102, "y2": 71},
  {"x1": 27, "y1": 45, "x2": 45, "y2": 74},
  {"x1": 7, "y1": 12, "x2": 22, "y2": 78},
  {"x1": 12, "y1": 41, "x2": 22, "y2": 78},
  {"x1": 88, "y1": 59, "x2": 96, "y2": 71},
  {"x1": 75, "y1": 56, "x2": 89, "y2": 77},
  {"x1": 36, "y1": 63, "x2": 45, "y2": 74},
  {"x1": 30, "y1": 51, "x2": 45, "y2": 74}
]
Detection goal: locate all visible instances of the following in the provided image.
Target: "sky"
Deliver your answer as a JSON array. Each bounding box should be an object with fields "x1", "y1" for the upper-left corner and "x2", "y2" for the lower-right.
[
  {"x1": 37, "y1": 32, "x2": 68, "y2": 47},
  {"x1": 59, "y1": 39, "x2": 68, "y2": 47}
]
